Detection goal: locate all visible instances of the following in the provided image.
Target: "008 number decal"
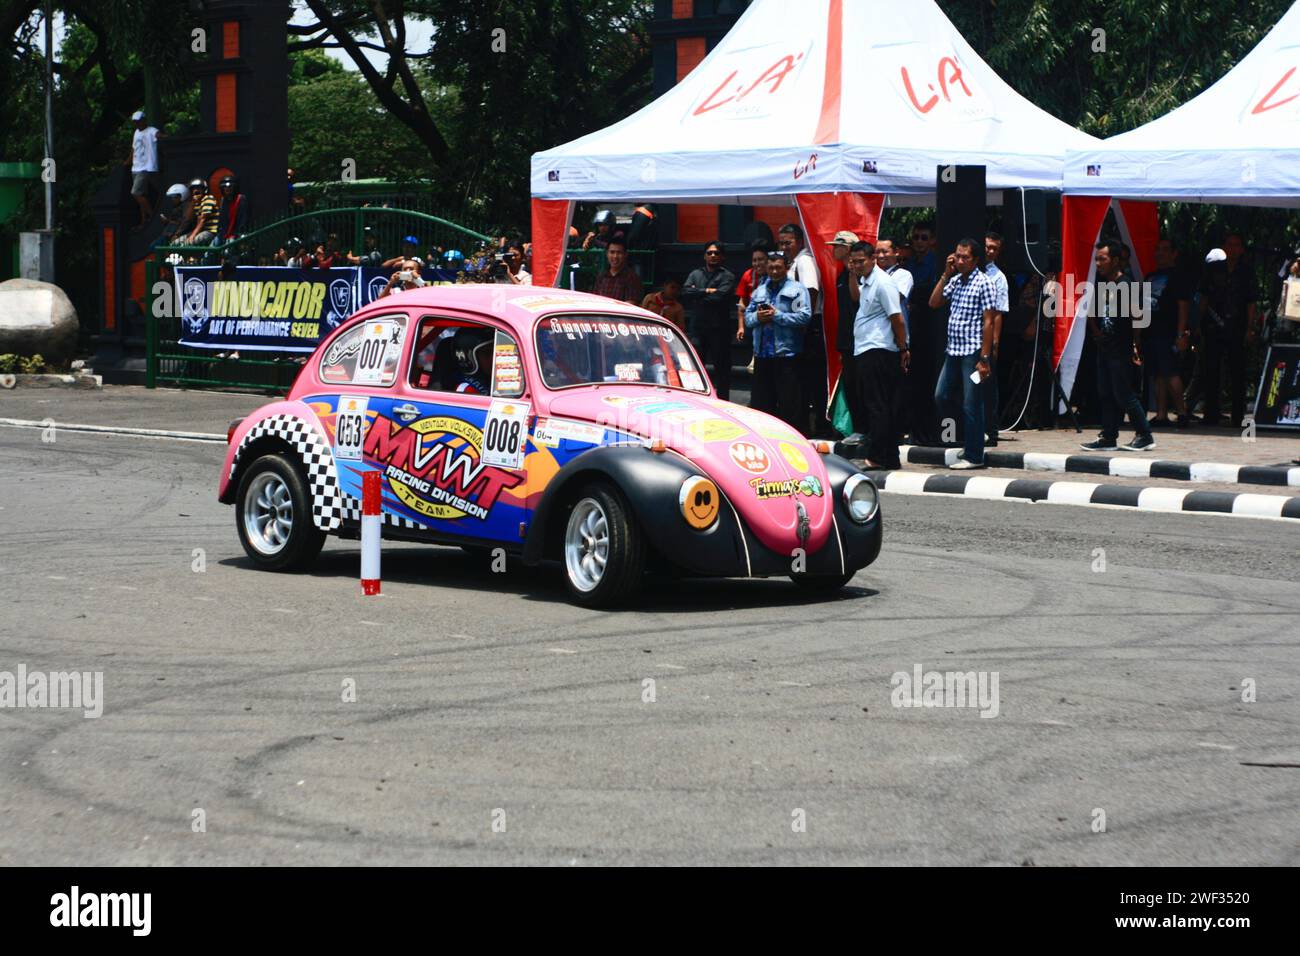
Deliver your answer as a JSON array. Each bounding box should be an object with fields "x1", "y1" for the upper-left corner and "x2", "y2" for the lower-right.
[
  {"x1": 484, "y1": 416, "x2": 522, "y2": 457},
  {"x1": 481, "y1": 399, "x2": 530, "y2": 469}
]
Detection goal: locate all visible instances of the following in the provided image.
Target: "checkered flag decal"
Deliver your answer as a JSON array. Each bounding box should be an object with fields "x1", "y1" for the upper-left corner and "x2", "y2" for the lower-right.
[
  {"x1": 337, "y1": 499, "x2": 423, "y2": 531},
  {"x1": 230, "y1": 414, "x2": 347, "y2": 530}
]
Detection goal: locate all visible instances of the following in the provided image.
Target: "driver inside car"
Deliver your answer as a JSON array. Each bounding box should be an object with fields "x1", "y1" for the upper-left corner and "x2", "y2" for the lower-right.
[{"x1": 451, "y1": 327, "x2": 494, "y2": 394}]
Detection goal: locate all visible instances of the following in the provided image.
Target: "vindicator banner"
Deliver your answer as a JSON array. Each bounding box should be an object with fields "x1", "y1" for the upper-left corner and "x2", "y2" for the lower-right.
[{"x1": 175, "y1": 265, "x2": 360, "y2": 352}]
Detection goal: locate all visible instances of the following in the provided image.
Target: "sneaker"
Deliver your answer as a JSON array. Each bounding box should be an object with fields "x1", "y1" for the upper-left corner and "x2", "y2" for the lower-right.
[
  {"x1": 1079, "y1": 436, "x2": 1118, "y2": 451},
  {"x1": 950, "y1": 456, "x2": 986, "y2": 470},
  {"x1": 1147, "y1": 417, "x2": 1172, "y2": 430},
  {"x1": 842, "y1": 432, "x2": 866, "y2": 444},
  {"x1": 1122, "y1": 434, "x2": 1157, "y2": 452}
]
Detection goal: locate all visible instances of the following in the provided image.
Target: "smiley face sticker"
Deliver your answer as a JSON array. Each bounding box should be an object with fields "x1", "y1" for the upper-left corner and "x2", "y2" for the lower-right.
[{"x1": 679, "y1": 475, "x2": 720, "y2": 530}]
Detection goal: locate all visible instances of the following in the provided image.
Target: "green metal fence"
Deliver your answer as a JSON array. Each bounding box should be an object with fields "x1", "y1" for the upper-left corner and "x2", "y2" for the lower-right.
[{"x1": 146, "y1": 207, "x2": 493, "y2": 392}]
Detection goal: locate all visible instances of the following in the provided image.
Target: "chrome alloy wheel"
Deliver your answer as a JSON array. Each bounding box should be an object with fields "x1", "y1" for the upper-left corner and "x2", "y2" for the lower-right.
[
  {"x1": 243, "y1": 472, "x2": 294, "y2": 555},
  {"x1": 564, "y1": 497, "x2": 609, "y2": 592}
]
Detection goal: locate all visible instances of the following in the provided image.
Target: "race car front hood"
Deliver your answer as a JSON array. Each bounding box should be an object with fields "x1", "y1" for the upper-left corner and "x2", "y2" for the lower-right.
[{"x1": 545, "y1": 387, "x2": 834, "y2": 555}]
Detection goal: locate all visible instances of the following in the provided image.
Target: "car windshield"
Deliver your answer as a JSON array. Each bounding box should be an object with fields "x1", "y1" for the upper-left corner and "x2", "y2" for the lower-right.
[{"x1": 535, "y1": 314, "x2": 708, "y2": 392}]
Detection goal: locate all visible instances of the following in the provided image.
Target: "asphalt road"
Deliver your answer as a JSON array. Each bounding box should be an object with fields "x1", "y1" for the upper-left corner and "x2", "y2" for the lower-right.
[{"x1": 0, "y1": 425, "x2": 1297, "y2": 865}]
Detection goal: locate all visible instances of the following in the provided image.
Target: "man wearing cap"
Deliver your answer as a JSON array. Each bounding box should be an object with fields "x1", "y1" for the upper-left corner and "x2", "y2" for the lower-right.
[
  {"x1": 583, "y1": 211, "x2": 614, "y2": 251},
  {"x1": 125, "y1": 110, "x2": 163, "y2": 229},
  {"x1": 1198, "y1": 234, "x2": 1259, "y2": 427},
  {"x1": 186, "y1": 178, "x2": 218, "y2": 247},
  {"x1": 384, "y1": 236, "x2": 422, "y2": 270},
  {"x1": 828, "y1": 230, "x2": 867, "y2": 440}
]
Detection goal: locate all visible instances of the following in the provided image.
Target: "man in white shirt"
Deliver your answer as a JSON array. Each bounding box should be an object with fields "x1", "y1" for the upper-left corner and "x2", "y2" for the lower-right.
[
  {"x1": 779, "y1": 223, "x2": 826, "y2": 436},
  {"x1": 982, "y1": 231, "x2": 1011, "y2": 445},
  {"x1": 874, "y1": 238, "x2": 913, "y2": 343},
  {"x1": 125, "y1": 110, "x2": 163, "y2": 229}
]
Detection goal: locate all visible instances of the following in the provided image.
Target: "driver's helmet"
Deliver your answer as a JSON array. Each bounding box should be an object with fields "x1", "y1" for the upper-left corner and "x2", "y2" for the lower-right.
[
  {"x1": 165, "y1": 183, "x2": 189, "y2": 202},
  {"x1": 592, "y1": 209, "x2": 612, "y2": 227},
  {"x1": 452, "y1": 327, "x2": 494, "y2": 388},
  {"x1": 443, "y1": 248, "x2": 464, "y2": 269}
]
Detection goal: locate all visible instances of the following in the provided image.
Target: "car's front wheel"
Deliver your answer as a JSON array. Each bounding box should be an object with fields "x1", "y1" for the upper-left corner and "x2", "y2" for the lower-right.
[
  {"x1": 235, "y1": 454, "x2": 326, "y2": 572},
  {"x1": 562, "y1": 482, "x2": 643, "y2": 607}
]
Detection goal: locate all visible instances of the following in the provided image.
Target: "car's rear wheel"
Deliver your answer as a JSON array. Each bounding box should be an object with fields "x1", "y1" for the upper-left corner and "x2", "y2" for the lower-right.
[
  {"x1": 236, "y1": 454, "x2": 326, "y2": 572},
  {"x1": 562, "y1": 482, "x2": 643, "y2": 607},
  {"x1": 788, "y1": 570, "x2": 855, "y2": 594}
]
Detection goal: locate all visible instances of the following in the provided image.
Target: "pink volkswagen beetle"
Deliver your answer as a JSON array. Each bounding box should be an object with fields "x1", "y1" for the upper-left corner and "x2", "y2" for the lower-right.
[{"x1": 218, "y1": 286, "x2": 881, "y2": 606}]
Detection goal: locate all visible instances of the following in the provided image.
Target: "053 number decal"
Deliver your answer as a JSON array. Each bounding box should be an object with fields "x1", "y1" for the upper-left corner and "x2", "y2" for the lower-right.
[{"x1": 334, "y1": 396, "x2": 370, "y2": 460}]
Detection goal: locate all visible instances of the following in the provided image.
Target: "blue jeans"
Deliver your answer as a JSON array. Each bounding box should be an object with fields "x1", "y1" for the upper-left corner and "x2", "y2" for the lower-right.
[{"x1": 934, "y1": 352, "x2": 985, "y2": 464}]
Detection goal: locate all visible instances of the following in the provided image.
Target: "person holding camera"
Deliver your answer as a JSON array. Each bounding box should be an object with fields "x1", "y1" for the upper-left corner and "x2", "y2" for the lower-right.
[
  {"x1": 379, "y1": 259, "x2": 425, "y2": 298},
  {"x1": 496, "y1": 240, "x2": 532, "y2": 285}
]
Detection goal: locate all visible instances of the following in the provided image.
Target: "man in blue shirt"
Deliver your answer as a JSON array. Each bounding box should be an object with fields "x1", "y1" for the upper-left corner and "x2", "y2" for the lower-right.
[
  {"x1": 927, "y1": 238, "x2": 996, "y2": 468},
  {"x1": 850, "y1": 241, "x2": 908, "y2": 470},
  {"x1": 745, "y1": 250, "x2": 811, "y2": 432}
]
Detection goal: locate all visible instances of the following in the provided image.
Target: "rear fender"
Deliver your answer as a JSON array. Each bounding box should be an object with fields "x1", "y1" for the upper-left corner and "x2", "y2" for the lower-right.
[{"x1": 221, "y1": 404, "x2": 346, "y2": 531}]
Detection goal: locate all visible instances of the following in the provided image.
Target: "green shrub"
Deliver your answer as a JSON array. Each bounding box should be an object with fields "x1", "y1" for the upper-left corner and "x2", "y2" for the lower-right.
[
  {"x1": 0, "y1": 354, "x2": 16, "y2": 373},
  {"x1": 18, "y1": 354, "x2": 45, "y2": 374}
]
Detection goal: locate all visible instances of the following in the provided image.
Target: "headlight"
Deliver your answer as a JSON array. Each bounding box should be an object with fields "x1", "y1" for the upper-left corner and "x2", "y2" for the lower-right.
[
  {"x1": 678, "y1": 475, "x2": 720, "y2": 530},
  {"x1": 843, "y1": 473, "x2": 879, "y2": 523}
]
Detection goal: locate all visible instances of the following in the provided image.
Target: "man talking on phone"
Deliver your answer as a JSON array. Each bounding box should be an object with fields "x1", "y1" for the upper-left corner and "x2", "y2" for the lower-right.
[{"x1": 928, "y1": 238, "x2": 996, "y2": 469}]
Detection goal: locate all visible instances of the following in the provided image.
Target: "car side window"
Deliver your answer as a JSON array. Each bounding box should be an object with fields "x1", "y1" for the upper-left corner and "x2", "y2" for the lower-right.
[
  {"x1": 319, "y1": 315, "x2": 406, "y2": 387},
  {"x1": 408, "y1": 316, "x2": 525, "y2": 398}
]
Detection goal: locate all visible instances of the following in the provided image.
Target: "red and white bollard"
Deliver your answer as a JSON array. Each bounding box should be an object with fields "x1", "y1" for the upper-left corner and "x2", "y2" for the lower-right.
[{"x1": 361, "y1": 470, "x2": 381, "y2": 595}]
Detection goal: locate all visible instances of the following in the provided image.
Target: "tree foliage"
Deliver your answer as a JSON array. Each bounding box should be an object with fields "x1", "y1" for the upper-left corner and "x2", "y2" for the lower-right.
[
  {"x1": 286, "y1": 49, "x2": 432, "y2": 184},
  {"x1": 936, "y1": 0, "x2": 1300, "y2": 255},
  {"x1": 290, "y1": 0, "x2": 652, "y2": 230}
]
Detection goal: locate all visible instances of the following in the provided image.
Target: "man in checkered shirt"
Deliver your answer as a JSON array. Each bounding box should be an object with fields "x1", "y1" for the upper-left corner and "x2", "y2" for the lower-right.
[{"x1": 926, "y1": 238, "x2": 997, "y2": 468}]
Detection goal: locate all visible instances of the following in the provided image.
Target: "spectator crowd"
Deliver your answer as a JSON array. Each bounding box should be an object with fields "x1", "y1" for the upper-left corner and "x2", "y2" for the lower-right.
[{"x1": 579, "y1": 209, "x2": 1296, "y2": 467}]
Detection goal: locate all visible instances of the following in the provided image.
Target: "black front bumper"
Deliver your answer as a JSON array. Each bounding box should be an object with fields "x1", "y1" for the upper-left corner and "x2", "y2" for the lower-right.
[{"x1": 636, "y1": 454, "x2": 882, "y2": 579}]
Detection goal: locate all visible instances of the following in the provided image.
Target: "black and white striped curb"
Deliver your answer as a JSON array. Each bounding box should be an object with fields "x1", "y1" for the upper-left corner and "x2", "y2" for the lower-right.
[
  {"x1": 863, "y1": 469, "x2": 1300, "y2": 520},
  {"x1": 895, "y1": 444, "x2": 1300, "y2": 489}
]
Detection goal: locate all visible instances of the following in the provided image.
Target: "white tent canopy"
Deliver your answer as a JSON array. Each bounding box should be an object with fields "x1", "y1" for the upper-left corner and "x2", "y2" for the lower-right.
[
  {"x1": 1064, "y1": 1, "x2": 1300, "y2": 204},
  {"x1": 530, "y1": 0, "x2": 1098, "y2": 205}
]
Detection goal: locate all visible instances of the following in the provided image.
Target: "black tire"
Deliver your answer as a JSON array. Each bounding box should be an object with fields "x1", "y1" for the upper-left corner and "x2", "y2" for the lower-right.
[
  {"x1": 561, "y1": 481, "x2": 644, "y2": 608},
  {"x1": 235, "y1": 453, "x2": 326, "y2": 572},
  {"x1": 788, "y1": 570, "x2": 855, "y2": 594}
]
